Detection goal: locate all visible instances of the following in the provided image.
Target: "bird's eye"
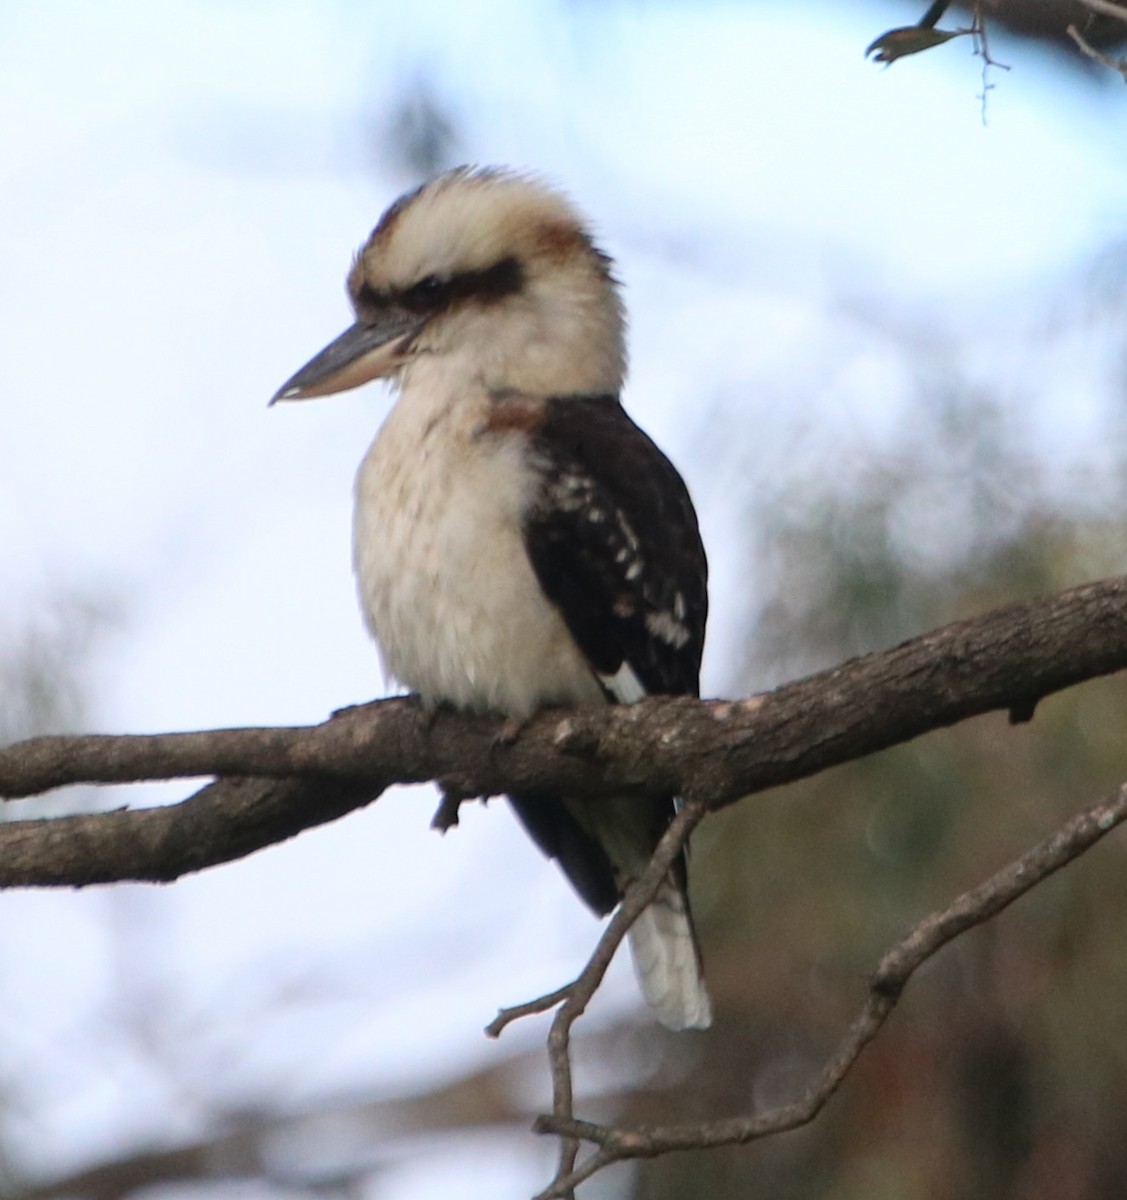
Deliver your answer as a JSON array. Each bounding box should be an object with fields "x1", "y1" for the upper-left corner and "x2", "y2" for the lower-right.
[{"x1": 402, "y1": 274, "x2": 447, "y2": 311}]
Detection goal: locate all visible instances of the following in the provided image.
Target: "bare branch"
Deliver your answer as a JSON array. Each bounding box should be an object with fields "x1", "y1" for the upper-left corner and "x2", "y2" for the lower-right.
[
  {"x1": 1077, "y1": 0, "x2": 1127, "y2": 23},
  {"x1": 486, "y1": 984, "x2": 576, "y2": 1038},
  {"x1": 482, "y1": 803, "x2": 707, "y2": 1195},
  {"x1": 5, "y1": 576, "x2": 1127, "y2": 889},
  {"x1": 1067, "y1": 21, "x2": 1127, "y2": 77},
  {"x1": 531, "y1": 780, "x2": 1127, "y2": 1194},
  {"x1": 4, "y1": 579, "x2": 1127, "y2": 1198},
  {"x1": 0, "y1": 774, "x2": 381, "y2": 886},
  {"x1": 542, "y1": 803, "x2": 708, "y2": 1194}
]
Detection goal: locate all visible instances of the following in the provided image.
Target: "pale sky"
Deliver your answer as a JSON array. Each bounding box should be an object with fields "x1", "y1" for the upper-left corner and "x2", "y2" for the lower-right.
[{"x1": 3, "y1": 2, "x2": 1127, "y2": 1197}]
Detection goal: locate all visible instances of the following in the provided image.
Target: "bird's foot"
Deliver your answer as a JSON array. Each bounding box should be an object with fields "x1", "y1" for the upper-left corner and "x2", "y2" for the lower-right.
[
  {"x1": 409, "y1": 693, "x2": 451, "y2": 734},
  {"x1": 492, "y1": 714, "x2": 527, "y2": 750}
]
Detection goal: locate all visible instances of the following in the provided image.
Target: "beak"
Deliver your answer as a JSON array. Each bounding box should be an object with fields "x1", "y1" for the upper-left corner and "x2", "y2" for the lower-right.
[{"x1": 270, "y1": 312, "x2": 426, "y2": 404}]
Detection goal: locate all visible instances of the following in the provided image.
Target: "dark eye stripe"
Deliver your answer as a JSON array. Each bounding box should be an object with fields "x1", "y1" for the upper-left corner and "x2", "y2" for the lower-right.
[
  {"x1": 447, "y1": 256, "x2": 523, "y2": 305},
  {"x1": 358, "y1": 256, "x2": 524, "y2": 316}
]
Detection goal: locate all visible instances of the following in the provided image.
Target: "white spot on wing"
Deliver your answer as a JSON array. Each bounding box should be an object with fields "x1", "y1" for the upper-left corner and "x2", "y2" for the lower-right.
[
  {"x1": 646, "y1": 609, "x2": 691, "y2": 649},
  {"x1": 599, "y1": 661, "x2": 647, "y2": 704}
]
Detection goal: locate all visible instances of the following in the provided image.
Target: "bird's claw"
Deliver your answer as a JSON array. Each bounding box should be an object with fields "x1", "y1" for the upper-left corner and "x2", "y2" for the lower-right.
[{"x1": 493, "y1": 715, "x2": 527, "y2": 750}]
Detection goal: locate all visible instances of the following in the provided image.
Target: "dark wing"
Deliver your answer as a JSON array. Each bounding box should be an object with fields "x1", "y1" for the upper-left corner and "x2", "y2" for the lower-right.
[
  {"x1": 506, "y1": 394, "x2": 708, "y2": 917},
  {"x1": 522, "y1": 394, "x2": 708, "y2": 700}
]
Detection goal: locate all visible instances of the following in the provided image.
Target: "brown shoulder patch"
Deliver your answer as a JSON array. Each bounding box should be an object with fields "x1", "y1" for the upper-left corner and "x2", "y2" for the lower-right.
[{"x1": 478, "y1": 390, "x2": 547, "y2": 437}]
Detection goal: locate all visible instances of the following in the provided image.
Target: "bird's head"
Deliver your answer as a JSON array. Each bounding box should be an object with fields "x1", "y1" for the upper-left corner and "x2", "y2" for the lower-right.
[{"x1": 272, "y1": 167, "x2": 626, "y2": 404}]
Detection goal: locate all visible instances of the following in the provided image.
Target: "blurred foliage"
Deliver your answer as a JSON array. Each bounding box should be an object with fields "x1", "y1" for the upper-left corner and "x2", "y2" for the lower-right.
[
  {"x1": 621, "y1": 298, "x2": 1127, "y2": 1197},
  {"x1": 372, "y1": 75, "x2": 461, "y2": 182},
  {"x1": 866, "y1": 23, "x2": 965, "y2": 64},
  {"x1": 0, "y1": 591, "x2": 115, "y2": 748},
  {"x1": 873, "y1": 0, "x2": 1127, "y2": 64},
  {"x1": 0, "y1": 588, "x2": 120, "y2": 834},
  {"x1": 867, "y1": 4, "x2": 966, "y2": 66},
  {"x1": 936, "y1": 0, "x2": 1127, "y2": 52}
]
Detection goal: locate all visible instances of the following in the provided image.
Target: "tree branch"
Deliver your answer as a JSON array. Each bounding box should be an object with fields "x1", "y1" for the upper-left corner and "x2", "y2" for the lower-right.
[
  {"x1": 1077, "y1": 0, "x2": 1127, "y2": 23},
  {"x1": 4, "y1": 575, "x2": 1127, "y2": 889},
  {"x1": 1067, "y1": 19, "x2": 1127, "y2": 77},
  {"x1": 5, "y1": 576, "x2": 1127, "y2": 1198},
  {"x1": 547, "y1": 803, "x2": 707, "y2": 1192},
  {"x1": 530, "y1": 779, "x2": 1127, "y2": 1196}
]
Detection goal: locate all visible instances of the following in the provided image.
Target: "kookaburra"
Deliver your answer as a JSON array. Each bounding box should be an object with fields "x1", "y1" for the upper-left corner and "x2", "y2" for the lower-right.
[{"x1": 272, "y1": 167, "x2": 711, "y2": 1030}]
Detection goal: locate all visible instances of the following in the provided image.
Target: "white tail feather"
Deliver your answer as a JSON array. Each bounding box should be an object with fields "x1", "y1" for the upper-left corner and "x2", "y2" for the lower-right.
[{"x1": 627, "y1": 880, "x2": 712, "y2": 1031}]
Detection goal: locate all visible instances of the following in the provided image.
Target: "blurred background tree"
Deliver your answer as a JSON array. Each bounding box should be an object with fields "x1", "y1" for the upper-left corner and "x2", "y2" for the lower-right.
[{"x1": 627, "y1": 289, "x2": 1127, "y2": 1199}]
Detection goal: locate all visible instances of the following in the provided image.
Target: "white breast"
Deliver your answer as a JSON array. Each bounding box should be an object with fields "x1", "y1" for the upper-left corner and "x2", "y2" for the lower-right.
[{"x1": 353, "y1": 367, "x2": 604, "y2": 717}]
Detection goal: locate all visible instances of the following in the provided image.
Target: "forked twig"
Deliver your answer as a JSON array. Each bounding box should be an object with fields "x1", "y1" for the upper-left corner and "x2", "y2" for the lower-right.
[
  {"x1": 529, "y1": 782, "x2": 1127, "y2": 1197},
  {"x1": 484, "y1": 802, "x2": 707, "y2": 1198}
]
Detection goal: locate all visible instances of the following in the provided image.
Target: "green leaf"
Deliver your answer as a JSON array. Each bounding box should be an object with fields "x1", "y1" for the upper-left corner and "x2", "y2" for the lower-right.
[{"x1": 865, "y1": 25, "x2": 962, "y2": 64}]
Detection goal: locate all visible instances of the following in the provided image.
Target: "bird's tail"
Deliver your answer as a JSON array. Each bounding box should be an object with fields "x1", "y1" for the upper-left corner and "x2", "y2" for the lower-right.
[{"x1": 628, "y1": 875, "x2": 712, "y2": 1031}]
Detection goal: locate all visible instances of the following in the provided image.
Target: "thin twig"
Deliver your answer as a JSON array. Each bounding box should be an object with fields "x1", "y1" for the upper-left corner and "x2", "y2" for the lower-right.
[
  {"x1": 486, "y1": 984, "x2": 575, "y2": 1038},
  {"x1": 971, "y1": 3, "x2": 1010, "y2": 124},
  {"x1": 528, "y1": 802, "x2": 707, "y2": 1195},
  {"x1": 531, "y1": 781, "x2": 1127, "y2": 1195}
]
